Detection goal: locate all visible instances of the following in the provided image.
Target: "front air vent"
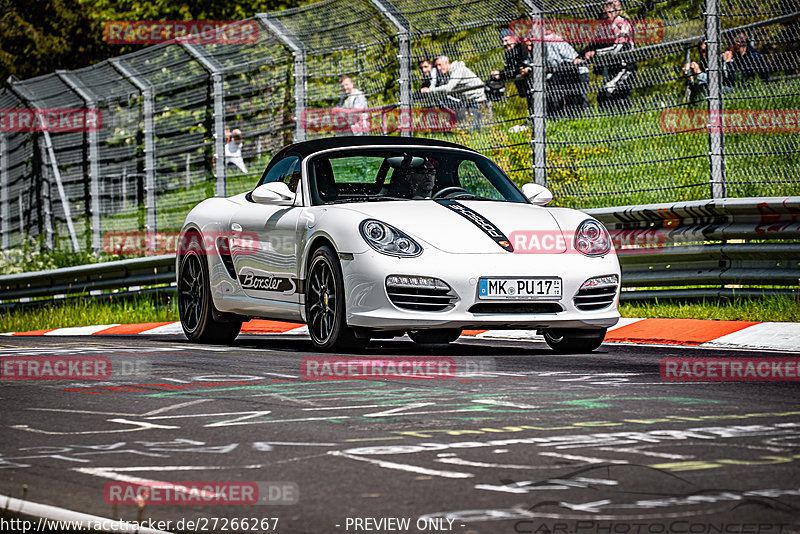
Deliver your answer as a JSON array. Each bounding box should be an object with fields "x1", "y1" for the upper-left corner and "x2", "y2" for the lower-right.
[
  {"x1": 469, "y1": 302, "x2": 563, "y2": 314},
  {"x1": 216, "y1": 237, "x2": 237, "y2": 279},
  {"x1": 386, "y1": 276, "x2": 457, "y2": 312},
  {"x1": 574, "y1": 285, "x2": 618, "y2": 311}
]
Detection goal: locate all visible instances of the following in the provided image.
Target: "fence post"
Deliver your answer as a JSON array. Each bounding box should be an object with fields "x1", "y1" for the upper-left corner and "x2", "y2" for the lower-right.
[
  {"x1": 36, "y1": 136, "x2": 54, "y2": 249},
  {"x1": 368, "y1": 0, "x2": 412, "y2": 136},
  {"x1": 522, "y1": 0, "x2": 547, "y2": 186},
  {"x1": 181, "y1": 43, "x2": 227, "y2": 197},
  {"x1": 18, "y1": 192, "x2": 23, "y2": 241},
  {"x1": 257, "y1": 14, "x2": 307, "y2": 142},
  {"x1": 57, "y1": 71, "x2": 102, "y2": 253},
  {"x1": 706, "y1": 0, "x2": 726, "y2": 198},
  {"x1": 8, "y1": 82, "x2": 80, "y2": 252},
  {"x1": 0, "y1": 129, "x2": 8, "y2": 249},
  {"x1": 110, "y1": 59, "x2": 157, "y2": 248}
]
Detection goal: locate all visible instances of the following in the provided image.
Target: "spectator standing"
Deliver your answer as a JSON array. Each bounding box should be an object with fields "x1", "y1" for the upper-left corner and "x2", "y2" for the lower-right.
[
  {"x1": 333, "y1": 76, "x2": 369, "y2": 135},
  {"x1": 575, "y1": 0, "x2": 636, "y2": 110},
  {"x1": 415, "y1": 57, "x2": 451, "y2": 109},
  {"x1": 542, "y1": 29, "x2": 590, "y2": 116},
  {"x1": 417, "y1": 58, "x2": 439, "y2": 93},
  {"x1": 423, "y1": 55, "x2": 488, "y2": 127},
  {"x1": 683, "y1": 41, "x2": 708, "y2": 102},
  {"x1": 723, "y1": 31, "x2": 769, "y2": 87},
  {"x1": 490, "y1": 30, "x2": 531, "y2": 106},
  {"x1": 224, "y1": 127, "x2": 247, "y2": 173}
]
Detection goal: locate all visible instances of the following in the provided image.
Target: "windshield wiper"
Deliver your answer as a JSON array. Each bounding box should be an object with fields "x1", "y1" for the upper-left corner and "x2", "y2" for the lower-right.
[
  {"x1": 447, "y1": 194, "x2": 493, "y2": 201},
  {"x1": 325, "y1": 196, "x2": 409, "y2": 204}
]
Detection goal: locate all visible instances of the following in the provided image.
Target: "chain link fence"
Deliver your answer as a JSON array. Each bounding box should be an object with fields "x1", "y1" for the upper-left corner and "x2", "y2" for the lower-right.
[{"x1": 0, "y1": 0, "x2": 797, "y2": 253}]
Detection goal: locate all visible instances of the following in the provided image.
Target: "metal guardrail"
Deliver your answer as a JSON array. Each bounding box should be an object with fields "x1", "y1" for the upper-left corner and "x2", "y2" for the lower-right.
[
  {"x1": 0, "y1": 198, "x2": 798, "y2": 307},
  {"x1": 0, "y1": 255, "x2": 175, "y2": 304},
  {"x1": 587, "y1": 197, "x2": 800, "y2": 300}
]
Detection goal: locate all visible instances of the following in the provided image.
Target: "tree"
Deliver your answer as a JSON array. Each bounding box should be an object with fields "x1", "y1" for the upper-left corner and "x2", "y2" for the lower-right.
[{"x1": 0, "y1": 0, "x2": 301, "y2": 84}]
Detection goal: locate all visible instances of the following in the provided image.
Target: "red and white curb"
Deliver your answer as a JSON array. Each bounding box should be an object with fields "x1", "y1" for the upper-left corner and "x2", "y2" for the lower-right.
[{"x1": 3, "y1": 318, "x2": 800, "y2": 352}]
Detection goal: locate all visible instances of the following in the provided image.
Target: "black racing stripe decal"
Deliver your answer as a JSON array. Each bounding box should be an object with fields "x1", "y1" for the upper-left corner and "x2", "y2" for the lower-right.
[{"x1": 435, "y1": 199, "x2": 514, "y2": 252}]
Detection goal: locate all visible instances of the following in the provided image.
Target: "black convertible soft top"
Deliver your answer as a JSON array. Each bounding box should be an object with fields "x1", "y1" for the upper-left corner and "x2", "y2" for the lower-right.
[{"x1": 269, "y1": 135, "x2": 475, "y2": 162}]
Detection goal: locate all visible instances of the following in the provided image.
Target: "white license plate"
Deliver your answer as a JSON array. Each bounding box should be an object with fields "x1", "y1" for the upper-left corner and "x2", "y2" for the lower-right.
[{"x1": 478, "y1": 277, "x2": 561, "y2": 299}]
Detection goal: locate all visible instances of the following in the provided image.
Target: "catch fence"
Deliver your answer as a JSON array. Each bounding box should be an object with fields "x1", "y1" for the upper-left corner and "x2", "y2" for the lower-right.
[{"x1": 0, "y1": 0, "x2": 797, "y2": 253}]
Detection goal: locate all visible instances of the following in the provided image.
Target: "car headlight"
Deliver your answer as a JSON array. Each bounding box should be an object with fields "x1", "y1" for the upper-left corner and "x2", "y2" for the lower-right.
[
  {"x1": 359, "y1": 219, "x2": 422, "y2": 257},
  {"x1": 574, "y1": 219, "x2": 612, "y2": 256}
]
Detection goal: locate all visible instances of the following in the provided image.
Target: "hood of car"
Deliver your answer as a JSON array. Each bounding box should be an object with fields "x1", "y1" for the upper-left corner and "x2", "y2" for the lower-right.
[{"x1": 336, "y1": 200, "x2": 566, "y2": 254}]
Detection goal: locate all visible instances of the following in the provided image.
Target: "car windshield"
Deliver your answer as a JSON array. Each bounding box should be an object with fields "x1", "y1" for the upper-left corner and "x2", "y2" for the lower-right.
[{"x1": 307, "y1": 147, "x2": 528, "y2": 205}]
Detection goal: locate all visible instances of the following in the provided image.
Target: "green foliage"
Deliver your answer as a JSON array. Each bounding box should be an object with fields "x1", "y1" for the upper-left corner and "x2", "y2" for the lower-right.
[
  {"x1": 0, "y1": 236, "x2": 124, "y2": 275},
  {"x1": 0, "y1": 0, "x2": 305, "y2": 82}
]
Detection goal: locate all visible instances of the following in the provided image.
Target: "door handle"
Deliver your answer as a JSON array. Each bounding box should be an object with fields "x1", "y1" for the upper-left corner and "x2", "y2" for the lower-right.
[{"x1": 231, "y1": 222, "x2": 243, "y2": 232}]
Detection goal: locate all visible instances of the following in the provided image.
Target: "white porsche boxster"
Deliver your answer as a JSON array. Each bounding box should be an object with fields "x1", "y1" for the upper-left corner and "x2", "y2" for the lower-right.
[{"x1": 177, "y1": 136, "x2": 620, "y2": 352}]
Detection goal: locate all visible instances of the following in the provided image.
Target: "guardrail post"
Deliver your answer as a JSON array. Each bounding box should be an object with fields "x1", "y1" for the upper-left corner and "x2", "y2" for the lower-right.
[
  {"x1": 57, "y1": 71, "x2": 102, "y2": 253},
  {"x1": 706, "y1": 0, "x2": 726, "y2": 198},
  {"x1": 8, "y1": 81, "x2": 80, "y2": 252},
  {"x1": 522, "y1": 0, "x2": 547, "y2": 186},
  {"x1": 110, "y1": 59, "x2": 157, "y2": 249},
  {"x1": 181, "y1": 43, "x2": 227, "y2": 197},
  {"x1": 368, "y1": 0, "x2": 412, "y2": 136},
  {"x1": 257, "y1": 14, "x2": 307, "y2": 142},
  {"x1": 0, "y1": 129, "x2": 8, "y2": 249}
]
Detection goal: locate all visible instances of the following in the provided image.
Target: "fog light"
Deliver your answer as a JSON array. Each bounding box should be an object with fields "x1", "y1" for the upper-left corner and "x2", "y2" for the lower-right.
[
  {"x1": 580, "y1": 274, "x2": 619, "y2": 290},
  {"x1": 386, "y1": 275, "x2": 450, "y2": 290}
]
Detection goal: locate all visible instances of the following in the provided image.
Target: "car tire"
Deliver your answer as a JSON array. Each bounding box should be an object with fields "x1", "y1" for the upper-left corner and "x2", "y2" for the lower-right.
[
  {"x1": 408, "y1": 329, "x2": 462, "y2": 345},
  {"x1": 178, "y1": 234, "x2": 242, "y2": 344},
  {"x1": 306, "y1": 245, "x2": 366, "y2": 352},
  {"x1": 543, "y1": 328, "x2": 606, "y2": 353}
]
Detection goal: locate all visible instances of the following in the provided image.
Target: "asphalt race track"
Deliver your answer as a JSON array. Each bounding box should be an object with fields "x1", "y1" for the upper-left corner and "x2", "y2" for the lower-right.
[{"x1": 1, "y1": 334, "x2": 799, "y2": 534}]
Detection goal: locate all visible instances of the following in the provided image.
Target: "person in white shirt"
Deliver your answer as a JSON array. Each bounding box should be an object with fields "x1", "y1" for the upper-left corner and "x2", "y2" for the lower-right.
[
  {"x1": 224, "y1": 128, "x2": 247, "y2": 173},
  {"x1": 422, "y1": 56, "x2": 489, "y2": 128},
  {"x1": 332, "y1": 76, "x2": 369, "y2": 135},
  {"x1": 422, "y1": 56, "x2": 486, "y2": 105}
]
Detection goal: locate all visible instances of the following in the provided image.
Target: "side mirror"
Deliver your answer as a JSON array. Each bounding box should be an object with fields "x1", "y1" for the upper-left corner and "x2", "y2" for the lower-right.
[
  {"x1": 252, "y1": 182, "x2": 294, "y2": 204},
  {"x1": 522, "y1": 183, "x2": 553, "y2": 206}
]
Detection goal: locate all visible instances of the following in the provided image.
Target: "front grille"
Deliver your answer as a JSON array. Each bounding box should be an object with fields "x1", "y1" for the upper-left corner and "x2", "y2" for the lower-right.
[
  {"x1": 386, "y1": 281, "x2": 457, "y2": 312},
  {"x1": 469, "y1": 302, "x2": 563, "y2": 314},
  {"x1": 574, "y1": 285, "x2": 618, "y2": 311}
]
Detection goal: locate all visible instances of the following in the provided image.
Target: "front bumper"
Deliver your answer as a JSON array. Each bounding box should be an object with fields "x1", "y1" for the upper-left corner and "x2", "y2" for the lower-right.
[{"x1": 341, "y1": 248, "x2": 621, "y2": 332}]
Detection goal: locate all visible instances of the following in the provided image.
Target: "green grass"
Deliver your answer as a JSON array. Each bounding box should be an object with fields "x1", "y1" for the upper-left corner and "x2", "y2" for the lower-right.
[
  {"x1": 0, "y1": 296, "x2": 177, "y2": 334},
  {"x1": 2, "y1": 293, "x2": 798, "y2": 333},
  {"x1": 620, "y1": 294, "x2": 800, "y2": 323}
]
